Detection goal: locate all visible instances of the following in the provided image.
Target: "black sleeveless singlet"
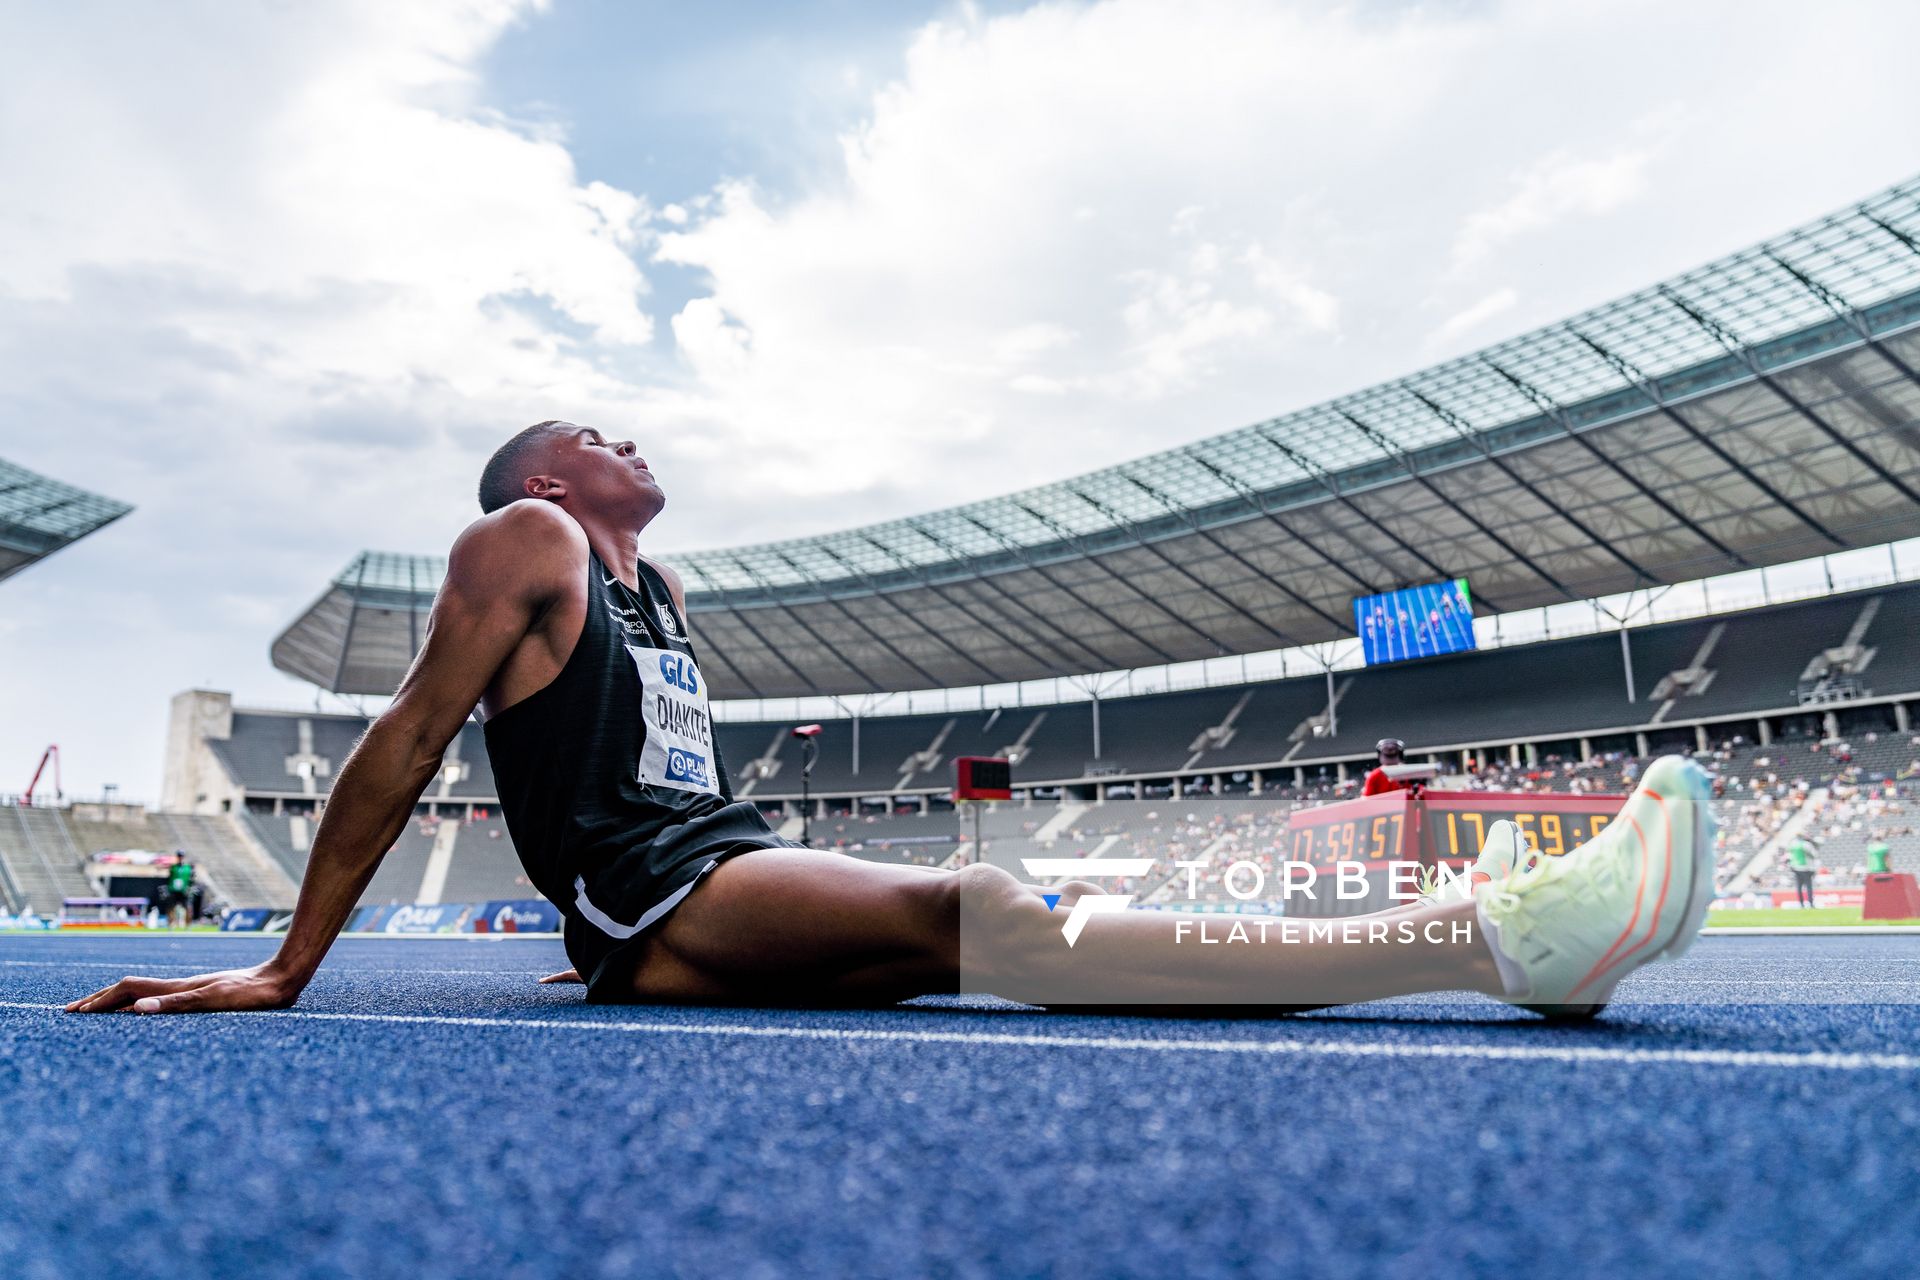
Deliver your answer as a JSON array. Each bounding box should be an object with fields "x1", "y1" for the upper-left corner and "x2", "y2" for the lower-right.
[{"x1": 482, "y1": 550, "x2": 789, "y2": 991}]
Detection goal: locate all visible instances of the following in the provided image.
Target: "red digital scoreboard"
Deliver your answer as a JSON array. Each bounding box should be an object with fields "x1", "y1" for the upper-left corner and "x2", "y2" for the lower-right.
[
  {"x1": 1286, "y1": 788, "x2": 1626, "y2": 870},
  {"x1": 954, "y1": 756, "x2": 1013, "y2": 801}
]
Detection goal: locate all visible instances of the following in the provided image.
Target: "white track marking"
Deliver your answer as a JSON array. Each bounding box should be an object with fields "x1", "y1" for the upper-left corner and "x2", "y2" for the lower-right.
[
  {"x1": 2, "y1": 960, "x2": 529, "y2": 976},
  {"x1": 3, "y1": 1001, "x2": 1914, "y2": 1072}
]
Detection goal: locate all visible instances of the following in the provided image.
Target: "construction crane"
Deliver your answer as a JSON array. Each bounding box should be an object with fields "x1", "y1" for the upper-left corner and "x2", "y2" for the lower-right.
[{"x1": 24, "y1": 744, "x2": 60, "y2": 806}]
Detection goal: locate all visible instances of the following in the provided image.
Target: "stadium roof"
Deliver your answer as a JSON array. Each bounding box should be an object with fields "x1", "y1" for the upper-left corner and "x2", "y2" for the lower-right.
[
  {"x1": 276, "y1": 174, "x2": 1920, "y2": 700},
  {"x1": 0, "y1": 456, "x2": 133, "y2": 584}
]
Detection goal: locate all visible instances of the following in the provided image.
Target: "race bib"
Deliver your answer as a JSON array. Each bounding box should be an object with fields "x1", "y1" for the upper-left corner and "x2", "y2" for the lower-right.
[{"x1": 627, "y1": 645, "x2": 720, "y2": 796}]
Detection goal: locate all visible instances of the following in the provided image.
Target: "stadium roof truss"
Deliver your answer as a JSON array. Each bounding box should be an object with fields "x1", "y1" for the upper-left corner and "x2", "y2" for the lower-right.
[
  {"x1": 0, "y1": 457, "x2": 133, "y2": 584},
  {"x1": 275, "y1": 175, "x2": 1920, "y2": 699}
]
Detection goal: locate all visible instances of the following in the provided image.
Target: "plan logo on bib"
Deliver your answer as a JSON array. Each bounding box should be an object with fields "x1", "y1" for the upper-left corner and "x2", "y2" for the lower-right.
[{"x1": 665, "y1": 746, "x2": 710, "y2": 788}]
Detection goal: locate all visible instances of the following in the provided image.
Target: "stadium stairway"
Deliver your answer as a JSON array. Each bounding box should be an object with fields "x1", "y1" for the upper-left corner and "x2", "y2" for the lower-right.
[{"x1": 156, "y1": 812, "x2": 299, "y2": 910}]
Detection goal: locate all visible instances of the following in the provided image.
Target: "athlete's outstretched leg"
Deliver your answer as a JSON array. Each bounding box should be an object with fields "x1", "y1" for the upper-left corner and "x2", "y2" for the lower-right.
[
  {"x1": 617, "y1": 848, "x2": 1500, "y2": 1009},
  {"x1": 621, "y1": 756, "x2": 1716, "y2": 1016}
]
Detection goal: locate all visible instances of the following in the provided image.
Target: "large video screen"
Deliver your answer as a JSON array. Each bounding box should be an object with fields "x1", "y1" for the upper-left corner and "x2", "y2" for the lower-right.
[{"x1": 1353, "y1": 578, "x2": 1476, "y2": 666}]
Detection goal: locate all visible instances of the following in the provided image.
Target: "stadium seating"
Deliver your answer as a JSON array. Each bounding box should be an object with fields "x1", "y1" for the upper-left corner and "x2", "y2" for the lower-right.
[
  {"x1": 239, "y1": 809, "x2": 309, "y2": 879},
  {"x1": 0, "y1": 804, "x2": 92, "y2": 914},
  {"x1": 711, "y1": 582, "x2": 1920, "y2": 793},
  {"x1": 438, "y1": 819, "x2": 538, "y2": 902},
  {"x1": 0, "y1": 803, "x2": 300, "y2": 914},
  {"x1": 359, "y1": 818, "x2": 441, "y2": 906},
  {"x1": 150, "y1": 812, "x2": 300, "y2": 910},
  {"x1": 204, "y1": 584, "x2": 1920, "y2": 814}
]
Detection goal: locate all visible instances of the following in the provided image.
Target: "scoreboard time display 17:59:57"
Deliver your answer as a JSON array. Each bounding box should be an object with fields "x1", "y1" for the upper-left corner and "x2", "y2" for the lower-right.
[{"x1": 1285, "y1": 787, "x2": 1627, "y2": 869}]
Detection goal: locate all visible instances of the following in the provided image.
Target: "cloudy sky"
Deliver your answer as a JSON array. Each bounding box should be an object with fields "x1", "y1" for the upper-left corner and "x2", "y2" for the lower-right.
[{"x1": 3, "y1": 0, "x2": 1918, "y2": 800}]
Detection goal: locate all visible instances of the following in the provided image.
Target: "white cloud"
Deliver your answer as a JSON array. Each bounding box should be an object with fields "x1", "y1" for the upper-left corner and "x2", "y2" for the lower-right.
[
  {"x1": 1429, "y1": 287, "x2": 1521, "y2": 353},
  {"x1": 0, "y1": 0, "x2": 678, "y2": 797},
  {"x1": 648, "y1": 0, "x2": 1920, "y2": 524},
  {"x1": 1452, "y1": 146, "x2": 1658, "y2": 271}
]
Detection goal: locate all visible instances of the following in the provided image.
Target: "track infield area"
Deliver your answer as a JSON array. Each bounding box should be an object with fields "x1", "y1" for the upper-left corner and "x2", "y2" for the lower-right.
[{"x1": 4, "y1": 933, "x2": 1919, "y2": 1279}]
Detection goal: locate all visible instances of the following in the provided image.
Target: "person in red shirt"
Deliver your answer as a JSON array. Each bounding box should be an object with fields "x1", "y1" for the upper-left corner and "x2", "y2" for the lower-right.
[{"x1": 1363, "y1": 738, "x2": 1411, "y2": 796}]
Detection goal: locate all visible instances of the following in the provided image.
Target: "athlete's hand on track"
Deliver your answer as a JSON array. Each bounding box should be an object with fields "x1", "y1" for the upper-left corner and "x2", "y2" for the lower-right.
[
  {"x1": 537, "y1": 969, "x2": 583, "y2": 984},
  {"x1": 65, "y1": 963, "x2": 302, "y2": 1014}
]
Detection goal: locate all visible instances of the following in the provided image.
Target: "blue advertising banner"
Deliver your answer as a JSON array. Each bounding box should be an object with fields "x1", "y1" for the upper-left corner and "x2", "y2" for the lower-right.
[
  {"x1": 346, "y1": 904, "x2": 400, "y2": 933},
  {"x1": 219, "y1": 908, "x2": 274, "y2": 931},
  {"x1": 471, "y1": 899, "x2": 561, "y2": 934},
  {"x1": 379, "y1": 903, "x2": 473, "y2": 934}
]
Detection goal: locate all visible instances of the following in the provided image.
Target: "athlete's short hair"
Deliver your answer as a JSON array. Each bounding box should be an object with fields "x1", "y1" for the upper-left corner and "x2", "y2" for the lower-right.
[{"x1": 478, "y1": 420, "x2": 565, "y2": 514}]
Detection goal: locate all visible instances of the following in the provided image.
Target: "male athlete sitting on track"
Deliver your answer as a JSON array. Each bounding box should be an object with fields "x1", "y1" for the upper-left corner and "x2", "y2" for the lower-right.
[{"x1": 71, "y1": 422, "x2": 1717, "y2": 1020}]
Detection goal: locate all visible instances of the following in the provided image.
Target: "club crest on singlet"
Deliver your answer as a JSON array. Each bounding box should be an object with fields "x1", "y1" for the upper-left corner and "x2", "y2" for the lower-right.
[
  {"x1": 626, "y1": 645, "x2": 720, "y2": 796},
  {"x1": 656, "y1": 601, "x2": 681, "y2": 638}
]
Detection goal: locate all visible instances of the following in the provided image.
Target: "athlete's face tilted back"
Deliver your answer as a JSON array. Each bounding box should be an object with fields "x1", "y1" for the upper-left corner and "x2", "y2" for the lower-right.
[{"x1": 533, "y1": 421, "x2": 665, "y2": 523}]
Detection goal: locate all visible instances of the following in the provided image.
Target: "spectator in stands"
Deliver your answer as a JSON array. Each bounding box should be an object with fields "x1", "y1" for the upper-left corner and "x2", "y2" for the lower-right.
[
  {"x1": 1361, "y1": 739, "x2": 1411, "y2": 797},
  {"x1": 1788, "y1": 837, "x2": 1816, "y2": 908}
]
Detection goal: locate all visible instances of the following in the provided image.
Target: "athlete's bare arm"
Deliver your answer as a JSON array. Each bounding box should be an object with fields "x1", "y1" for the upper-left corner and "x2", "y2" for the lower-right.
[{"x1": 68, "y1": 502, "x2": 586, "y2": 1014}]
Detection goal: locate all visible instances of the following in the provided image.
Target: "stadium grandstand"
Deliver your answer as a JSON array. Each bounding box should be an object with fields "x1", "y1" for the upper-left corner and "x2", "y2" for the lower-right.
[
  {"x1": 150, "y1": 172, "x2": 1920, "y2": 915},
  {"x1": 175, "y1": 575, "x2": 1920, "y2": 909}
]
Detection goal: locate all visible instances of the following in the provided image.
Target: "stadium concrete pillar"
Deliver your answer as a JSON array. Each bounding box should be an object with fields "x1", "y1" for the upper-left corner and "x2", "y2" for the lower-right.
[
  {"x1": 1897, "y1": 703, "x2": 1911, "y2": 734},
  {"x1": 1619, "y1": 627, "x2": 1636, "y2": 704},
  {"x1": 1336, "y1": 762, "x2": 1349, "y2": 783},
  {"x1": 1461, "y1": 749, "x2": 1473, "y2": 773},
  {"x1": 1696, "y1": 724, "x2": 1710, "y2": 753},
  {"x1": 1758, "y1": 718, "x2": 1772, "y2": 746},
  {"x1": 1635, "y1": 732, "x2": 1650, "y2": 757},
  {"x1": 1578, "y1": 737, "x2": 1592, "y2": 762},
  {"x1": 1212, "y1": 773, "x2": 1223, "y2": 794},
  {"x1": 1251, "y1": 770, "x2": 1264, "y2": 796},
  {"x1": 1295, "y1": 766, "x2": 1305, "y2": 789},
  {"x1": 918, "y1": 795, "x2": 930, "y2": 815},
  {"x1": 1524, "y1": 743, "x2": 1538, "y2": 766},
  {"x1": 1509, "y1": 743, "x2": 1522, "y2": 766},
  {"x1": 1825, "y1": 711, "x2": 1840, "y2": 740}
]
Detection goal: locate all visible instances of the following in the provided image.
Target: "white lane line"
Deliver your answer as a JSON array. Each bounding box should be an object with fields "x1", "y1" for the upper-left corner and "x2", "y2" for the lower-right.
[
  {"x1": 5, "y1": 1001, "x2": 1915, "y2": 1072},
  {"x1": 0, "y1": 960, "x2": 532, "y2": 976},
  {"x1": 16, "y1": 961, "x2": 1919, "y2": 988},
  {"x1": 1702, "y1": 927, "x2": 1920, "y2": 936},
  {"x1": 1627, "y1": 978, "x2": 1920, "y2": 986}
]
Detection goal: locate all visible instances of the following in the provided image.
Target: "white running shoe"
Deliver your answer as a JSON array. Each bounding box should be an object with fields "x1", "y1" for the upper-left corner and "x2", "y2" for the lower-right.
[
  {"x1": 1476, "y1": 756, "x2": 1717, "y2": 1019},
  {"x1": 1416, "y1": 819, "x2": 1537, "y2": 905}
]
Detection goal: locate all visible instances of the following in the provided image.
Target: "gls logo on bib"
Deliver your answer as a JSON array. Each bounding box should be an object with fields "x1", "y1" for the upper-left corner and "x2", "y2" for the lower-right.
[{"x1": 627, "y1": 645, "x2": 719, "y2": 797}]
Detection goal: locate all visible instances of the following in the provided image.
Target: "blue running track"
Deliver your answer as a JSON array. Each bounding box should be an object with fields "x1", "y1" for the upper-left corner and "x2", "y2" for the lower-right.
[{"x1": 3, "y1": 933, "x2": 1917, "y2": 1278}]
